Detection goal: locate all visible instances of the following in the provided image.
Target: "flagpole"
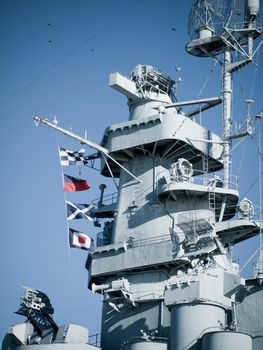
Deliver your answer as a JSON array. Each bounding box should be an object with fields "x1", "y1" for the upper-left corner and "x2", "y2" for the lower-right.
[
  {"x1": 33, "y1": 115, "x2": 142, "y2": 184},
  {"x1": 56, "y1": 140, "x2": 71, "y2": 261}
]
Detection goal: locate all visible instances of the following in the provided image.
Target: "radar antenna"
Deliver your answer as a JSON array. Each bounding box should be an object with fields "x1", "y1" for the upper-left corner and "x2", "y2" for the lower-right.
[
  {"x1": 186, "y1": 0, "x2": 262, "y2": 188},
  {"x1": 187, "y1": 0, "x2": 262, "y2": 58}
]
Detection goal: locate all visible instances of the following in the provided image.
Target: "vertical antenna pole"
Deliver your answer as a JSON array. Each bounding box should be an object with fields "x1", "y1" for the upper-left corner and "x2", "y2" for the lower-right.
[
  {"x1": 222, "y1": 49, "x2": 232, "y2": 188},
  {"x1": 248, "y1": 22, "x2": 254, "y2": 57},
  {"x1": 259, "y1": 128, "x2": 263, "y2": 279}
]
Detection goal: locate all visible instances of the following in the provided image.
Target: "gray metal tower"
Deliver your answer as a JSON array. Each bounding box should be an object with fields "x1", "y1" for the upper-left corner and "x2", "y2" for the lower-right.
[{"x1": 2, "y1": 1, "x2": 263, "y2": 350}]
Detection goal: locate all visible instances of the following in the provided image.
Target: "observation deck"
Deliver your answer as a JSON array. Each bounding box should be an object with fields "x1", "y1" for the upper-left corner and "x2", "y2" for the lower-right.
[{"x1": 100, "y1": 112, "x2": 224, "y2": 177}]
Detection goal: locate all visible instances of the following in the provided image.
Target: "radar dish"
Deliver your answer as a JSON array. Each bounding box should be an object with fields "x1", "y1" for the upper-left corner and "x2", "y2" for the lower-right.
[
  {"x1": 188, "y1": 0, "x2": 233, "y2": 41},
  {"x1": 186, "y1": 0, "x2": 259, "y2": 57}
]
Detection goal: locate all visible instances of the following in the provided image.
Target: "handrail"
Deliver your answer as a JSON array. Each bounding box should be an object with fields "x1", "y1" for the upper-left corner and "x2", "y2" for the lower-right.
[
  {"x1": 156, "y1": 167, "x2": 239, "y2": 191},
  {"x1": 88, "y1": 333, "x2": 101, "y2": 347},
  {"x1": 91, "y1": 192, "x2": 118, "y2": 206}
]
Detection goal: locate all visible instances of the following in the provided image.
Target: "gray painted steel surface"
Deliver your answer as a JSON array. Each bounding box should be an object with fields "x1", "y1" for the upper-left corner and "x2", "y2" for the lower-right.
[
  {"x1": 2, "y1": 1, "x2": 263, "y2": 349},
  {"x1": 11, "y1": 345, "x2": 98, "y2": 350},
  {"x1": 253, "y1": 336, "x2": 263, "y2": 350},
  {"x1": 235, "y1": 280, "x2": 263, "y2": 338},
  {"x1": 201, "y1": 331, "x2": 253, "y2": 350},
  {"x1": 124, "y1": 340, "x2": 167, "y2": 350},
  {"x1": 170, "y1": 304, "x2": 226, "y2": 350}
]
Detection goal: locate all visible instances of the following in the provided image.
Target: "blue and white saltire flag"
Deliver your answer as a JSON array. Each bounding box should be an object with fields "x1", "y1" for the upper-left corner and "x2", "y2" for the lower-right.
[
  {"x1": 66, "y1": 201, "x2": 94, "y2": 221},
  {"x1": 59, "y1": 147, "x2": 88, "y2": 166},
  {"x1": 69, "y1": 228, "x2": 95, "y2": 251}
]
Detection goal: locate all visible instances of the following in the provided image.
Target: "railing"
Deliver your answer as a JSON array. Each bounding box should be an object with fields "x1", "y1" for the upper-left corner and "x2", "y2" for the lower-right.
[
  {"x1": 124, "y1": 335, "x2": 168, "y2": 344},
  {"x1": 156, "y1": 167, "x2": 239, "y2": 191},
  {"x1": 129, "y1": 234, "x2": 171, "y2": 248},
  {"x1": 95, "y1": 214, "x2": 262, "y2": 250},
  {"x1": 88, "y1": 333, "x2": 101, "y2": 347},
  {"x1": 229, "y1": 21, "x2": 262, "y2": 31},
  {"x1": 96, "y1": 232, "x2": 172, "y2": 249},
  {"x1": 91, "y1": 192, "x2": 118, "y2": 207},
  {"x1": 194, "y1": 171, "x2": 238, "y2": 191}
]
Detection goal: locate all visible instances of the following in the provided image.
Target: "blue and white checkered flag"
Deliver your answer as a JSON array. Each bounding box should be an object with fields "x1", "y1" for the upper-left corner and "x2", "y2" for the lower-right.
[{"x1": 59, "y1": 147, "x2": 88, "y2": 166}]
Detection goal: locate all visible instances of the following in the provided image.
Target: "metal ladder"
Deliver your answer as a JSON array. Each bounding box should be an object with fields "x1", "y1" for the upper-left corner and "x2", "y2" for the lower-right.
[{"x1": 203, "y1": 153, "x2": 216, "y2": 224}]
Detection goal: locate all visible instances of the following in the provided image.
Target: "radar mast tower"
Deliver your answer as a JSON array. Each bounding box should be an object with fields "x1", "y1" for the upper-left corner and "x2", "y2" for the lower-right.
[{"x1": 186, "y1": 0, "x2": 262, "y2": 187}]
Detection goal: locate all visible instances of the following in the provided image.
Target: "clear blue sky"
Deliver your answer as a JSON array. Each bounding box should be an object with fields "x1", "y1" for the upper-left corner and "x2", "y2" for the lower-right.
[{"x1": 1, "y1": 0, "x2": 262, "y2": 342}]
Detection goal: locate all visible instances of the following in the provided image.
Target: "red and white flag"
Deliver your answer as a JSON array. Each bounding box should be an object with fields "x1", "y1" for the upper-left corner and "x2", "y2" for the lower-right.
[
  {"x1": 69, "y1": 228, "x2": 94, "y2": 251},
  {"x1": 63, "y1": 174, "x2": 90, "y2": 192}
]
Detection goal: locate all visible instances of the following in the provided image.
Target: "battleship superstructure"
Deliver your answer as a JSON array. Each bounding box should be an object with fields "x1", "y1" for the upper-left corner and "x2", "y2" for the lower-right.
[{"x1": 2, "y1": 1, "x2": 263, "y2": 350}]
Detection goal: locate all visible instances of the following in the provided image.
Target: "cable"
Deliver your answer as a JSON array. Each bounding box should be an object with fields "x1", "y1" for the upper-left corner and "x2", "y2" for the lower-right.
[
  {"x1": 0, "y1": 0, "x2": 144, "y2": 107},
  {"x1": 197, "y1": 60, "x2": 218, "y2": 99},
  {"x1": 236, "y1": 136, "x2": 246, "y2": 178},
  {"x1": 241, "y1": 128, "x2": 263, "y2": 197},
  {"x1": 250, "y1": 48, "x2": 261, "y2": 100},
  {"x1": 242, "y1": 170, "x2": 263, "y2": 198},
  {"x1": 240, "y1": 245, "x2": 261, "y2": 273}
]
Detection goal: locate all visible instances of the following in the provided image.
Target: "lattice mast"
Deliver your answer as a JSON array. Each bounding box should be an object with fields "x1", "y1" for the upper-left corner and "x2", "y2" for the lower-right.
[{"x1": 187, "y1": 0, "x2": 262, "y2": 187}]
